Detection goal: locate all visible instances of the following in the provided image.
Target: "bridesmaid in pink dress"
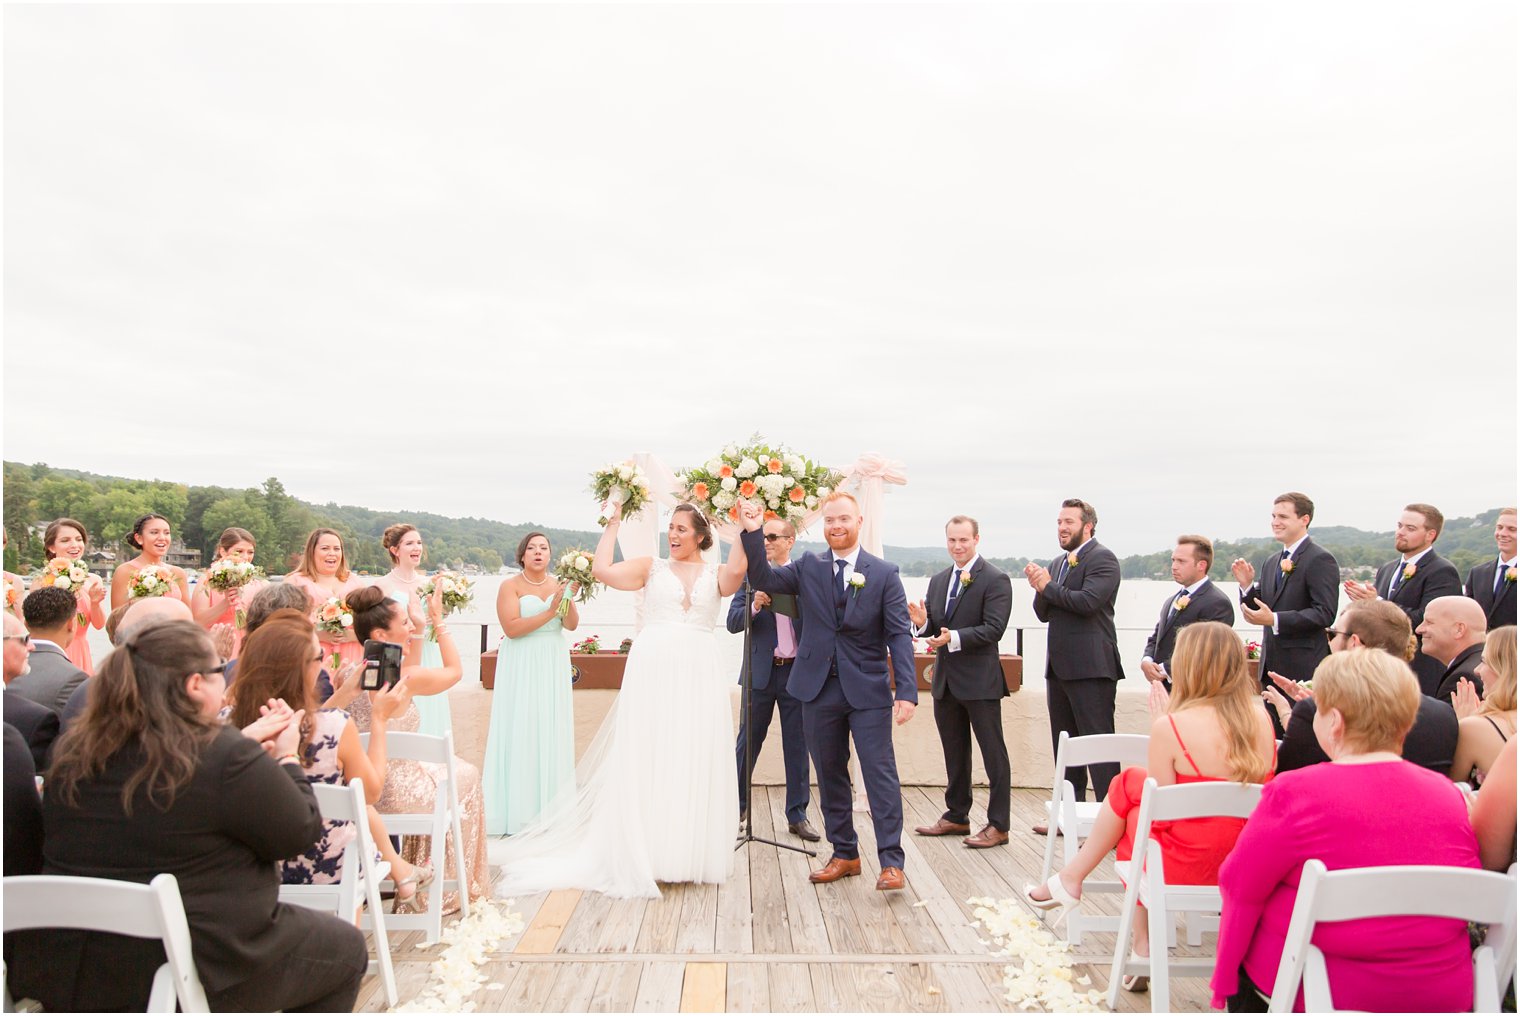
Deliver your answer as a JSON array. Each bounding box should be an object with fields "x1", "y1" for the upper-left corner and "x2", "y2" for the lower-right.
[
  {"x1": 286, "y1": 528, "x2": 367, "y2": 670},
  {"x1": 109, "y1": 513, "x2": 191, "y2": 610},
  {"x1": 42, "y1": 519, "x2": 108, "y2": 674},
  {"x1": 191, "y1": 527, "x2": 267, "y2": 658},
  {"x1": 4, "y1": 530, "x2": 25, "y2": 621}
]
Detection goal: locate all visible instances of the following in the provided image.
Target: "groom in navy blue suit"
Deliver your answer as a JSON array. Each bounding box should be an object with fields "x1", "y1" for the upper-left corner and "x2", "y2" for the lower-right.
[{"x1": 740, "y1": 493, "x2": 918, "y2": 891}]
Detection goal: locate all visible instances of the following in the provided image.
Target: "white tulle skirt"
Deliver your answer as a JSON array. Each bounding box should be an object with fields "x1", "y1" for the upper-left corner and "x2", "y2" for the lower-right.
[{"x1": 490, "y1": 621, "x2": 738, "y2": 899}]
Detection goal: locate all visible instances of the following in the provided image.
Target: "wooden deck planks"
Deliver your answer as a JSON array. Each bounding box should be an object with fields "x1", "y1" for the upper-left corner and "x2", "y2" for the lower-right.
[{"x1": 360, "y1": 787, "x2": 1222, "y2": 1013}]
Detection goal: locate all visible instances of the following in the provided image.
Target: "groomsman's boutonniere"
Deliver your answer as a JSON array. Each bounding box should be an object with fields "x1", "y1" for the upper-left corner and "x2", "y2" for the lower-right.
[
  {"x1": 1067, "y1": 551, "x2": 1079, "y2": 568},
  {"x1": 1175, "y1": 594, "x2": 1191, "y2": 612},
  {"x1": 848, "y1": 572, "x2": 866, "y2": 597},
  {"x1": 1402, "y1": 562, "x2": 1418, "y2": 580},
  {"x1": 1507, "y1": 566, "x2": 1517, "y2": 584},
  {"x1": 1280, "y1": 558, "x2": 1295, "y2": 576},
  {"x1": 960, "y1": 571, "x2": 974, "y2": 590}
]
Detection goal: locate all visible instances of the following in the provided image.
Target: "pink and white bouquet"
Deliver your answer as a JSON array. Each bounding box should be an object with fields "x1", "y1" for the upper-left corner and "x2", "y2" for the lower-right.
[
  {"x1": 203, "y1": 559, "x2": 265, "y2": 626},
  {"x1": 590, "y1": 460, "x2": 653, "y2": 526},
  {"x1": 315, "y1": 596, "x2": 354, "y2": 639},
  {"x1": 128, "y1": 565, "x2": 175, "y2": 600},
  {"x1": 552, "y1": 548, "x2": 598, "y2": 618},
  {"x1": 416, "y1": 571, "x2": 474, "y2": 642},
  {"x1": 36, "y1": 557, "x2": 94, "y2": 595},
  {"x1": 679, "y1": 437, "x2": 842, "y2": 527}
]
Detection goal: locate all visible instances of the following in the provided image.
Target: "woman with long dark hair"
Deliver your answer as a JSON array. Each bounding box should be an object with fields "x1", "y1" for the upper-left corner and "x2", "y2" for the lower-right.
[
  {"x1": 109, "y1": 512, "x2": 191, "y2": 609},
  {"x1": 9, "y1": 620, "x2": 366, "y2": 1012}
]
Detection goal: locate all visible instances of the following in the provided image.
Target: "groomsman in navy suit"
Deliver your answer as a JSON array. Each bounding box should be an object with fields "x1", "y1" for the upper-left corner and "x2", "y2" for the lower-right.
[
  {"x1": 1465, "y1": 507, "x2": 1517, "y2": 630},
  {"x1": 730, "y1": 517, "x2": 818, "y2": 841},
  {"x1": 1140, "y1": 535, "x2": 1236, "y2": 691},
  {"x1": 1344, "y1": 503, "x2": 1462, "y2": 696},
  {"x1": 1025, "y1": 499, "x2": 1124, "y2": 806},
  {"x1": 1231, "y1": 493, "x2": 1340, "y2": 726},
  {"x1": 908, "y1": 515, "x2": 1013, "y2": 848},
  {"x1": 740, "y1": 492, "x2": 918, "y2": 892}
]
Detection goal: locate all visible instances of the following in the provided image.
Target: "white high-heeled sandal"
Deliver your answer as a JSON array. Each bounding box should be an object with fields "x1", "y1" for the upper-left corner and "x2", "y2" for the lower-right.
[
  {"x1": 1122, "y1": 950, "x2": 1150, "y2": 992},
  {"x1": 1021, "y1": 874, "x2": 1081, "y2": 924}
]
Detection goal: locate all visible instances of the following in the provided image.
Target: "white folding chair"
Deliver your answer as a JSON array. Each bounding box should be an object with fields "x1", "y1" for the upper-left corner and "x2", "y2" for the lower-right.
[
  {"x1": 361, "y1": 729, "x2": 470, "y2": 944},
  {"x1": 1040, "y1": 731, "x2": 1151, "y2": 945},
  {"x1": 1266, "y1": 859, "x2": 1518, "y2": 1013},
  {"x1": 2, "y1": 872, "x2": 210, "y2": 1013},
  {"x1": 1106, "y1": 777, "x2": 1264, "y2": 1012},
  {"x1": 278, "y1": 777, "x2": 398, "y2": 1007}
]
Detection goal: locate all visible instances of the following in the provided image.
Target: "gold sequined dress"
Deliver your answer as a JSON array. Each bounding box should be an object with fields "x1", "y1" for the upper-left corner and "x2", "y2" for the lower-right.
[{"x1": 348, "y1": 694, "x2": 489, "y2": 911}]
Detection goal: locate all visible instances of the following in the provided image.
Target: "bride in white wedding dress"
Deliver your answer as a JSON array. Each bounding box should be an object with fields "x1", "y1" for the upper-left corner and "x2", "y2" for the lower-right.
[{"x1": 492, "y1": 502, "x2": 749, "y2": 899}]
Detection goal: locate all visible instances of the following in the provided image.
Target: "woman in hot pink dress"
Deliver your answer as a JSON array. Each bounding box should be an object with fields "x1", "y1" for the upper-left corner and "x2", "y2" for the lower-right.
[
  {"x1": 39, "y1": 519, "x2": 108, "y2": 673},
  {"x1": 191, "y1": 528, "x2": 267, "y2": 658},
  {"x1": 109, "y1": 513, "x2": 191, "y2": 610},
  {"x1": 286, "y1": 528, "x2": 367, "y2": 670},
  {"x1": 1210, "y1": 648, "x2": 1481, "y2": 1012}
]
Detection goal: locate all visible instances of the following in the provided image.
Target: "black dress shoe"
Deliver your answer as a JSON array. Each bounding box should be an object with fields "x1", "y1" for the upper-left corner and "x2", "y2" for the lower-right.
[{"x1": 788, "y1": 819, "x2": 821, "y2": 842}]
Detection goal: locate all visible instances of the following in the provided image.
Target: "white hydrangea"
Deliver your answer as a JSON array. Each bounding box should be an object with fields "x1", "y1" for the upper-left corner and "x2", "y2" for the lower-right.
[
  {"x1": 714, "y1": 491, "x2": 737, "y2": 510},
  {"x1": 806, "y1": 495, "x2": 818, "y2": 508},
  {"x1": 785, "y1": 455, "x2": 805, "y2": 474},
  {"x1": 735, "y1": 457, "x2": 759, "y2": 478},
  {"x1": 786, "y1": 503, "x2": 806, "y2": 518},
  {"x1": 766, "y1": 495, "x2": 780, "y2": 509},
  {"x1": 705, "y1": 459, "x2": 722, "y2": 474},
  {"x1": 780, "y1": 474, "x2": 794, "y2": 486},
  {"x1": 723, "y1": 444, "x2": 738, "y2": 458},
  {"x1": 816, "y1": 486, "x2": 831, "y2": 497}
]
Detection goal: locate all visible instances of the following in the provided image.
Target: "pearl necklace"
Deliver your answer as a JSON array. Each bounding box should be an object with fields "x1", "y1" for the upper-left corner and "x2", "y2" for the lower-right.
[{"x1": 521, "y1": 572, "x2": 550, "y2": 586}]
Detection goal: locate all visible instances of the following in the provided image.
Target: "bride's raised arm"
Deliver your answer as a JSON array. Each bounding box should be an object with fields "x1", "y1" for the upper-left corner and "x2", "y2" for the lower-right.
[
  {"x1": 592, "y1": 501, "x2": 653, "y2": 592},
  {"x1": 717, "y1": 525, "x2": 748, "y2": 597}
]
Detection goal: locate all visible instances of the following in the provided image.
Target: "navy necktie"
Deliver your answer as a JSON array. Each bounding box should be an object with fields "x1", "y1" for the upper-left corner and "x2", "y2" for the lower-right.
[
  {"x1": 1056, "y1": 556, "x2": 1070, "y2": 584},
  {"x1": 947, "y1": 568, "x2": 962, "y2": 613},
  {"x1": 1497, "y1": 560, "x2": 1507, "y2": 597},
  {"x1": 834, "y1": 558, "x2": 849, "y2": 618},
  {"x1": 1390, "y1": 562, "x2": 1408, "y2": 599},
  {"x1": 1275, "y1": 549, "x2": 1290, "y2": 591}
]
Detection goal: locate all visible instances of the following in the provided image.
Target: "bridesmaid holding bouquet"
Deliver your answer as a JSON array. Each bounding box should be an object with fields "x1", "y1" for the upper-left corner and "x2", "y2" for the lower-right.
[
  {"x1": 286, "y1": 528, "x2": 367, "y2": 670},
  {"x1": 41, "y1": 518, "x2": 108, "y2": 673},
  {"x1": 485, "y1": 532, "x2": 579, "y2": 836},
  {"x1": 110, "y1": 513, "x2": 191, "y2": 610},
  {"x1": 191, "y1": 528, "x2": 266, "y2": 657},
  {"x1": 375, "y1": 524, "x2": 454, "y2": 739}
]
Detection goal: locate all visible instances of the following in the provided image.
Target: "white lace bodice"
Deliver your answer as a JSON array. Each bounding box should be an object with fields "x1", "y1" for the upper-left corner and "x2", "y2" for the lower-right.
[{"x1": 642, "y1": 557, "x2": 721, "y2": 630}]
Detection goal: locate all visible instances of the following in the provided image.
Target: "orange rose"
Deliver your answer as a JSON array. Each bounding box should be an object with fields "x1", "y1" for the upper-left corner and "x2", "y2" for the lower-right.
[
  {"x1": 739, "y1": 480, "x2": 757, "y2": 498},
  {"x1": 320, "y1": 603, "x2": 340, "y2": 621},
  {"x1": 718, "y1": 464, "x2": 734, "y2": 478},
  {"x1": 692, "y1": 481, "x2": 710, "y2": 501},
  {"x1": 767, "y1": 458, "x2": 783, "y2": 473},
  {"x1": 788, "y1": 486, "x2": 806, "y2": 503}
]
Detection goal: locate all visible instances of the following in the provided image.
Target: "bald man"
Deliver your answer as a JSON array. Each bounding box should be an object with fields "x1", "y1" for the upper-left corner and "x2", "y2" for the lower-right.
[
  {"x1": 59, "y1": 595, "x2": 196, "y2": 729},
  {"x1": 1416, "y1": 596, "x2": 1489, "y2": 704},
  {"x1": 113, "y1": 596, "x2": 194, "y2": 645}
]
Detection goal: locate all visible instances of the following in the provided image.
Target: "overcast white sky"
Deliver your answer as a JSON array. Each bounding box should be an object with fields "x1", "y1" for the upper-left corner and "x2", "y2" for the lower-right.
[{"x1": 4, "y1": 2, "x2": 1515, "y2": 557}]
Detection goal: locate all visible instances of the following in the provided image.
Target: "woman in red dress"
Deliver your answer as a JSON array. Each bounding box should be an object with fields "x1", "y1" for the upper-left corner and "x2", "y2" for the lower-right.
[{"x1": 1024, "y1": 621, "x2": 1276, "y2": 982}]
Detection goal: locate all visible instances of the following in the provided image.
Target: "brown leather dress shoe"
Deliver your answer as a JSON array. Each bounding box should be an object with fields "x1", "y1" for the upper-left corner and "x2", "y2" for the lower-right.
[
  {"x1": 875, "y1": 866, "x2": 906, "y2": 891},
  {"x1": 914, "y1": 818, "x2": 972, "y2": 836},
  {"x1": 963, "y1": 824, "x2": 1010, "y2": 849},
  {"x1": 809, "y1": 856, "x2": 862, "y2": 883},
  {"x1": 788, "y1": 819, "x2": 822, "y2": 842}
]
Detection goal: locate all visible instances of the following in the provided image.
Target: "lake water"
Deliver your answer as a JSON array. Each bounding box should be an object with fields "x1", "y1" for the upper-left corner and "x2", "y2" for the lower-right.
[{"x1": 88, "y1": 573, "x2": 1345, "y2": 688}]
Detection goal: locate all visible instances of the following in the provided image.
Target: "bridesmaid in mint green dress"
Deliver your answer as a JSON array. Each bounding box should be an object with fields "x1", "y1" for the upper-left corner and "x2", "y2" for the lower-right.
[
  {"x1": 378, "y1": 525, "x2": 454, "y2": 739},
  {"x1": 485, "y1": 532, "x2": 580, "y2": 836}
]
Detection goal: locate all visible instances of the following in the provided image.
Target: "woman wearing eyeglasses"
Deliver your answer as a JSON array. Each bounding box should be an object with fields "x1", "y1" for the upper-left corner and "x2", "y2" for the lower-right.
[{"x1": 7, "y1": 621, "x2": 367, "y2": 1013}]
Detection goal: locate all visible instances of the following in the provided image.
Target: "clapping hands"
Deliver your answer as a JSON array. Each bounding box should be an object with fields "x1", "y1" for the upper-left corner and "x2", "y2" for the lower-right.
[
  {"x1": 1343, "y1": 580, "x2": 1378, "y2": 602},
  {"x1": 1023, "y1": 562, "x2": 1051, "y2": 592},
  {"x1": 1230, "y1": 558, "x2": 1255, "y2": 589},
  {"x1": 1452, "y1": 677, "x2": 1482, "y2": 719},
  {"x1": 241, "y1": 698, "x2": 304, "y2": 760},
  {"x1": 1147, "y1": 678, "x2": 1171, "y2": 719}
]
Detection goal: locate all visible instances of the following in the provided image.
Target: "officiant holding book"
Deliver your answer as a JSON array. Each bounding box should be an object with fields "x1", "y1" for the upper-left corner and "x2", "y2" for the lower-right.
[{"x1": 730, "y1": 517, "x2": 818, "y2": 841}]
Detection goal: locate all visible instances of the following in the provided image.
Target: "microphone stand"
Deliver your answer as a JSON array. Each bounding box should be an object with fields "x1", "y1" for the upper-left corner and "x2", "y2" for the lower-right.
[{"x1": 735, "y1": 584, "x2": 816, "y2": 859}]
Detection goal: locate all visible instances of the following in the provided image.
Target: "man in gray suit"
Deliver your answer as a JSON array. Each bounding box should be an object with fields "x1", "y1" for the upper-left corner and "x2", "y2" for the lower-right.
[{"x1": 14, "y1": 587, "x2": 89, "y2": 713}]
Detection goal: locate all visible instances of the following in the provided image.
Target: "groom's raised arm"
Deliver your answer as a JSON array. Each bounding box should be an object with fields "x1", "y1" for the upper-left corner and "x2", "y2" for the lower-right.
[
  {"x1": 883, "y1": 571, "x2": 919, "y2": 704},
  {"x1": 741, "y1": 528, "x2": 801, "y2": 594}
]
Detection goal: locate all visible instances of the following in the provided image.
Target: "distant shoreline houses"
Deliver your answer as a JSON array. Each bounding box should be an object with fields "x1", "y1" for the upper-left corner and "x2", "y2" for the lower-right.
[{"x1": 25, "y1": 521, "x2": 201, "y2": 578}]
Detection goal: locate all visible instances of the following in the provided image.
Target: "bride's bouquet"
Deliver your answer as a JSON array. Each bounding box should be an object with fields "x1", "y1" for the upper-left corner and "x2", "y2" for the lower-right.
[
  {"x1": 679, "y1": 437, "x2": 843, "y2": 526},
  {"x1": 416, "y1": 571, "x2": 474, "y2": 641},
  {"x1": 128, "y1": 565, "x2": 175, "y2": 600},
  {"x1": 202, "y1": 558, "x2": 265, "y2": 626},
  {"x1": 552, "y1": 548, "x2": 599, "y2": 618},
  {"x1": 590, "y1": 460, "x2": 653, "y2": 526}
]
